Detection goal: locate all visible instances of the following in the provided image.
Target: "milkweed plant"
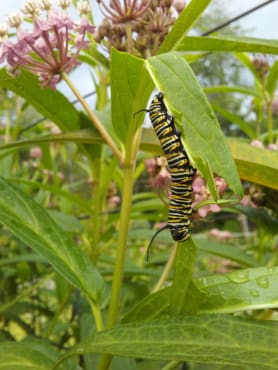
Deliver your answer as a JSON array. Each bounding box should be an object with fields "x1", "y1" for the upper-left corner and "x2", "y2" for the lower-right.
[{"x1": 0, "y1": 0, "x2": 277, "y2": 369}]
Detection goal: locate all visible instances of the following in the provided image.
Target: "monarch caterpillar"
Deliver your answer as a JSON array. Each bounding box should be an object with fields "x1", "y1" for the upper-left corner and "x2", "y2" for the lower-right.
[{"x1": 136, "y1": 92, "x2": 196, "y2": 258}]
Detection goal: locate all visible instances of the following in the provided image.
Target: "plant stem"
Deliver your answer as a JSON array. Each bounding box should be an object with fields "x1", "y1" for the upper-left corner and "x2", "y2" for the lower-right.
[
  {"x1": 62, "y1": 72, "x2": 123, "y2": 162},
  {"x1": 161, "y1": 360, "x2": 182, "y2": 370},
  {"x1": 267, "y1": 100, "x2": 273, "y2": 144},
  {"x1": 97, "y1": 163, "x2": 135, "y2": 370},
  {"x1": 90, "y1": 301, "x2": 104, "y2": 332},
  {"x1": 125, "y1": 23, "x2": 134, "y2": 54},
  {"x1": 152, "y1": 243, "x2": 177, "y2": 293}
]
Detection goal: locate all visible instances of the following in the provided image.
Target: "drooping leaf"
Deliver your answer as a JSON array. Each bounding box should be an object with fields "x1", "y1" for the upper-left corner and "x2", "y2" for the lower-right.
[
  {"x1": 0, "y1": 69, "x2": 80, "y2": 131},
  {"x1": 0, "y1": 177, "x2": 104, "y2": 303},
  {"x1": 228, "y1": 139, "x2": 278, "y2": 190},
  {"x1": 146, "y1": 53, "x2": 242, "y2": 195}
]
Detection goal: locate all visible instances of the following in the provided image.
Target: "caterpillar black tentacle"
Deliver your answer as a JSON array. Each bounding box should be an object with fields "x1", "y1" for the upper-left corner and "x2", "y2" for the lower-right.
[{"x1": 137, "y1": 92, "x2": 196, "y2": 258}]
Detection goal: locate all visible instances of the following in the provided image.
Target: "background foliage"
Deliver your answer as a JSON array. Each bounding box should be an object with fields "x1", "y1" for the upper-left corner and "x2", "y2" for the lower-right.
[{"x1": 0, "y1": 0, "x2": 277, "y2": 369}]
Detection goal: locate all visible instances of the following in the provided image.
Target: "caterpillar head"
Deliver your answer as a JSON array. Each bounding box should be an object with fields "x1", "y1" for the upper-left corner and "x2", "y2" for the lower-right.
[{"x1": 169, "y1": 225, "x2": 191, "y2": 242}]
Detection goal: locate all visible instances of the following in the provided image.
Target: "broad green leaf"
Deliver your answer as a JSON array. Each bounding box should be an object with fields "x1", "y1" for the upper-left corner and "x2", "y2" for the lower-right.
[
  {"x1": 63, "y1": 315, "x2": 278, "y2": 370},
  {"x1": 198, "y1": 266, "x2": 278, "y2": 313},
  {"x1": 0, "y1": 177, "x2": 104, "y2": 303},
  {"x1": 48, "y1": 210, "x2": 83, "y2": 233},
  {"x1": 170, "y1": 239, "x2": 197, "y2": 315},
  {"x1": 122, "y1": 266, "x2": 278, "y2": 323},
  {"x1": 265, "y1": 60, "x2": 278, "y2": 97},
  {"x1": 121, "y1": 287, "x2": 171, "y2": 323},
  {"x1": 0, "y1": 341, "x2": 67, "y2": 370},
  {"x1": 175, "y1": 35, "x2": 278, "y2": 54},
  {"x1": 228, "y1": 139, "x2": 278, "y2": 190},
  {"x1": 146, "y1": 53, "x2": 242, "y2": 195},
  {"x1": 111, "y1": 49, "x2": 152, "y2": 146},
  {"x1": 0, "y1": 69, "x2": 80, "y2": 131},
  {"x1": 212, "y1": 103, "x2": 256, "y2": 139},
  {"x1": 159, "y1": 0, "x2": 212, "y2": 53}
]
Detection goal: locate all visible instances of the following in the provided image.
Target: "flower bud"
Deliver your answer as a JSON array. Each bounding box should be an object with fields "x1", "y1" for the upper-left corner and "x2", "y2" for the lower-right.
[
  {"x1": 0, "y1": 23, "x2": 8, "y2": 43},
  {"x1": 38, "y1": 0, "x2": 52, "y2": 11},
  {"x1": 21, "y1": 0, "x2": 40, "y2": 17},
  {"x1": 7, "y1": 13, "x2": 22, "y2": 29},
  {"x1": 77, "y1": 1, "x2": 91, "y2": 16},
  {"x1": 57, "y1": 0, "x2": 72, "y2": 10}
]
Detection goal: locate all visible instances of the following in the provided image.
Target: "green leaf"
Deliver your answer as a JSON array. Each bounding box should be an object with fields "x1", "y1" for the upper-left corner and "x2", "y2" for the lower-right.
[
  {"x1": 196, "y1": 238, "x2": 258, "y2": 267},
  {"x1": 64, "y1": 315, "x2": 278, "y2": 369},
  {"x1": 198, "y1": 266, "x2": 278, "y2": 314},
  {"x1": 6, "y1": 177, "x2": 94, "y2": 216},
  {"x1": 0, "y1": 129, "x2": 102, "y2": 151},
  {"x1": 265, "y1": 60, "x2": 278, "y2": 98},
  {"x1": 228, "y1": 139, "x2": 278, "y2": 190},
  {"x1": 111, "y1": 49, "x2": 152, "y2": 146},
  {"x1": 171, "y1": 239, "x2": 197, "y2": 315},
  {"x1": 0, "y1": 177, "x2": 104, "y2": 303},
  {"x1": 0, "y1": 341, "x2": 67, "y2": 370},
  {"x1": 193, "y1": 157, "x2": 219, "y2": 200},
  {"x1": 123, "y1": 265, "x2": 278, "y2": 324},
  {"x1": 212, "y1": 103, "x2": 256, "y2": 139},
  {"x1": 146, "y1": 53, "x2": 242, "y2": 195},
  {"x1": 0, "y1": 69, "x2": 80, "y2": 131},
  {"x1": 204, "y1": 85, "x2": 262, "y2": 97},
  {"x1": 158, "y1": 0, "x2": 212, "y2": 53},
  {"x1": 175, "y1": 35, "x2": 278, "y2": 54},
  {"x1": 234, "y1": 53, "x2": 263, "y2": 85}
]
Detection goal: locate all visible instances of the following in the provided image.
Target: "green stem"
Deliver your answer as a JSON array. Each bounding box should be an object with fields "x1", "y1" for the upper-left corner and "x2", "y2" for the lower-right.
[
  {"x1": 152, "y1": 244, "x2": 177, "y2": 293},
  {"x1": 90, "y1": 301, "x2": 104, "y2": 332},
  {"x1": 97, "y1": 163, "x2": 135, "y2": 370},
  {"x1": 267, "y1": 100, "x2": 273, "y2": 144},
  {"x1": 62, "y1": 72, "x2": 123, "y2": 162},
  {"x1": 161, "y1": 360, "x2": 182, "y2": 370}
]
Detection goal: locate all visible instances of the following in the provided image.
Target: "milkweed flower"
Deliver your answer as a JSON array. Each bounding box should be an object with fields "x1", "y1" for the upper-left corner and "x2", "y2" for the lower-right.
[
  {"x1": 0, "y1": 0, "x2": 94, "y2": 89},
  {"x1": 95, "y1": 0, "x2": 186, "y2": 56},
  {"x1": 192, "y1": 174, "x2": 227, "y2": 218}
]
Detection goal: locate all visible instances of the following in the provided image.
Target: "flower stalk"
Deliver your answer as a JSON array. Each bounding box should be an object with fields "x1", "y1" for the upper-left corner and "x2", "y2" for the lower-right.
[{"x1": 62, "y1": 72, "x2": 123, "y2": 162}]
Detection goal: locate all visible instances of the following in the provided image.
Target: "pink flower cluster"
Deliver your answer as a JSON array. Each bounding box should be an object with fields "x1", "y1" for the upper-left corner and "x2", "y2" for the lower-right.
[
  {"x1": 192, "y1": 175, "x2": 227, "y2": 218},
  {"x1": 0, "y1": 0, "x2": 94, "y2": 89},
  {"x1": 145, "y1": 158, "x2": 171, "y2": 196},
  {"x1": 251, "y1": 140, "x2": 277, "y2": 151}
]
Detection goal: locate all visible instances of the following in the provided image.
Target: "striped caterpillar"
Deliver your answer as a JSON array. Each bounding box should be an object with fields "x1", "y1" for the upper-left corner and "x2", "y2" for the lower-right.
[{"x1": 136, "y1": 92, "x2": 196, "y2": 258}]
